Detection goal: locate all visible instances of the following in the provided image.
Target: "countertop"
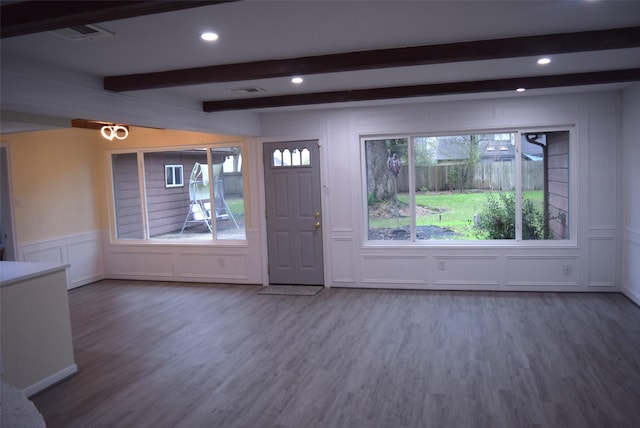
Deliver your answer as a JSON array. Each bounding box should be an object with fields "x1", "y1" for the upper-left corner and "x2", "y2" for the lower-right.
[{"x1": 0, "y1": 261, "x2": 70, "y2": 287}]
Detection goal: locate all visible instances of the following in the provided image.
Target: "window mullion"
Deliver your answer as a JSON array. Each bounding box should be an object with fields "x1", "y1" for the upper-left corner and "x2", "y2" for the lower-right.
[
  {"x1": 515, "y1": 132, "x2": 523, "y2": 241},
  {"x1": 137, "y1": 151, "x2": 150, "y2": 240},
  {"x1": 408, "y1": 137, "x2": 416, "y2": 241},
  {"x1": 206, "y1": 149, "x2": 217, "y2": 239}
]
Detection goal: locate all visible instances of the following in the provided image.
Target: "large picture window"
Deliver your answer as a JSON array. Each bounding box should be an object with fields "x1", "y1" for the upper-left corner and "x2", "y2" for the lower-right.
[
  {"x1": 111, "y1": 146, "x2": 245, "y2": 241},
  {"x1": 364, "y1": 130, "x2": 571, "y2": 242}
]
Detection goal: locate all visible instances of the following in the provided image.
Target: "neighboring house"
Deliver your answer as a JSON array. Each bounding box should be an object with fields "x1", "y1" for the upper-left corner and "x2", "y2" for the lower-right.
[
  {"x1": 434, "y1": 136, "x2": 472, "y2": 166},
  {"x1": 435, "y1": 134, "x2": 544, "y2": 164}
]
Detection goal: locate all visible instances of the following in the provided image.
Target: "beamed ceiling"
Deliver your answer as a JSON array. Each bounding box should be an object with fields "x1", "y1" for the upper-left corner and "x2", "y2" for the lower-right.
[
  {"x1": 1, "y1": 0, "x2": 640, "y2": 119},
  {"x1": 0, "y1": 1, "x2": 235, "y2": 38}
]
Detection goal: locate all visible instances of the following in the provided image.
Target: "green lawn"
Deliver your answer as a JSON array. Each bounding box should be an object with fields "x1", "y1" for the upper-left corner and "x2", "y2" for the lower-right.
[
  {"x1": 231, "y1": 190, "x2": 543, "y2": 239},
  {"x1": 405, "y1": 192, "x2": 485, "y2": 239},
  {"x1": 225, "y1": 197, "x2": 245, "y2": 217},
  {"x1": 369, "y1": 190, "x2": 543, "y2": 239}
]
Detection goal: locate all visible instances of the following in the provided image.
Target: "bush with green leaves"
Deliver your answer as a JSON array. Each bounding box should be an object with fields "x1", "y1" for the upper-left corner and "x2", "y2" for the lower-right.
[{"x1": 475, "y1": 192, "x2": 544, "y2": 239}]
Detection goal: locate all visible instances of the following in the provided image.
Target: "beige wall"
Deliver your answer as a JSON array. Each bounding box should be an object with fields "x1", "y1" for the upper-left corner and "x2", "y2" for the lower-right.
[
  {"x1": 97, "y1": 127, "x2": 243, "y2": 151},
  {"x1": 5, "y1": 128, "x2": 102, "y2": 243},
  {"x1": 4, "y1": 126, "x2": 247, "y2": 245}
]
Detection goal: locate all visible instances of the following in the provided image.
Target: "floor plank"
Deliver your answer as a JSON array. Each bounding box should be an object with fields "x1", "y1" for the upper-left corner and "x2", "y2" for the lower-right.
[{"x1": 31, "y1": 280, "x2": 640, "y2": 428}]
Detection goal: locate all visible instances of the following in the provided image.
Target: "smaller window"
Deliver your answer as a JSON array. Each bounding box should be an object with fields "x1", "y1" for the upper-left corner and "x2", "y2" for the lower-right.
[
  {"x1": 165, "y1": 164, "x2": 184, "y2": 188},
  {"x1": 271, "y1": 147, "x2": 311, "y2": 168}
]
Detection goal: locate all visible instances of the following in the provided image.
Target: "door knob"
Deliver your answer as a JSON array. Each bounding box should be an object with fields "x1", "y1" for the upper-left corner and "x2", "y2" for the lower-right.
[{"x1": 314, "y1": 221, "x2": 321, "y2": 229}]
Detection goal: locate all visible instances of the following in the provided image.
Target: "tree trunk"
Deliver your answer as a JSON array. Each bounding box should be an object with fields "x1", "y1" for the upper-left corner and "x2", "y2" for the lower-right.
[{"x1": 366, "y1": 140, "x2": 396, "y2": 202}]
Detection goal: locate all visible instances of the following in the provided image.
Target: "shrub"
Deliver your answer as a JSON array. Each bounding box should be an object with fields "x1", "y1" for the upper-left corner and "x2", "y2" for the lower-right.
[{"x1": 475, "y1": 192, "x2": 544, "y2": 239}]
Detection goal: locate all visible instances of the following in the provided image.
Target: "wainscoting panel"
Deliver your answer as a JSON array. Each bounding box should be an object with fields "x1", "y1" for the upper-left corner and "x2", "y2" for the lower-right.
[
  {"x1": 429, "y1": 103, "x2": 496, "y2": 124},
  {"x1": 331, "y1": 237, "x2": 355, "y2": 284},
  {"x1": 361, "y1": 254, "x2": 427, "y2": 285},
  {"x1": 588, "y1": 236, "x2": 616, "y2": 288},
  {"x1": 506, "y1": 255, "x2": 579, "y2": 287},
  {"x1": 177, "y1": 252, "x2": 249, "y2": 281},
  {"x1": 353, "y1": 109, "x2": 423, "y2": 130},
  {"x1": 67, "y1": 238, "x2": 104, "y2": 288},
  {"x1": 587, "y1": 101, "x2": 618, "y2": 231},
  {"x1": 104, "y1": 230, "x2": 263, "y2": 284},
  {"x1": 107, "y1": 251, "x2": 175, "y2": 279},
  {"x1": 22, "y1": 246, "x2": 64, "y2": 264},
  {"x1": 18, "y1": 230, "x2": 104, "y2": 289},
  {"x1": 501, "y1": 100, "x2": 578, "y2": 122},
  {"x1": 432, "y1": 255, "x2": 500, "y2": 287}
]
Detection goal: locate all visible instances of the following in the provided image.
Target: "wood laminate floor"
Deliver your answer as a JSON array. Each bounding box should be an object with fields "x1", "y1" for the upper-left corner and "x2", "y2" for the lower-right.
[{"x1": 32, "y1": 280, "x2": 640, "y2": 428}]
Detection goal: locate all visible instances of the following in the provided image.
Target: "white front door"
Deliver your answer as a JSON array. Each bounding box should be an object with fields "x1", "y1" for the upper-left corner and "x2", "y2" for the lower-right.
[{"x1": 263, "y1": 141, "x2": 324, "y2": 285}]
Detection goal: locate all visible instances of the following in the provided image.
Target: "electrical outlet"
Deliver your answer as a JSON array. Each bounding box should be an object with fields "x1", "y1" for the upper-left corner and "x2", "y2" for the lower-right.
[
  {"x1": 563, "y1": 264, "x2": 571, "y2": 275},
  {"x1": 438, "y1": 260, "x2": 446, "y2": 271},
  {"x1": 218, "y1": 257, "x2": 225, "y2": 267}
]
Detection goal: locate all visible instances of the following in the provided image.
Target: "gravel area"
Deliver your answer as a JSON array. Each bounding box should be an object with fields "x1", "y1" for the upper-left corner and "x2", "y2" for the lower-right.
[{"x1": 368, "y1": 225, "x2": 458, "y2": 240}]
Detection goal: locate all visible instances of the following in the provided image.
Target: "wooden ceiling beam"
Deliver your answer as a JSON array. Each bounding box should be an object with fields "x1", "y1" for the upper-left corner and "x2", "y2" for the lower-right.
[
  {"x1": 202, "y1": 68, "x2": 640, "y2": 112},
  {"x1": 1, "y1": 1, "x2": 235, "y2": 39},
  {"x1": 105, "y1": 26, "x2": 640, "y2": 92}
]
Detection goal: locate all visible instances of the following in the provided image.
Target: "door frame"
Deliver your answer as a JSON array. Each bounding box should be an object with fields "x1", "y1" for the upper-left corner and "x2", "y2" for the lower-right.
[
  {"x1": 258, "y1": 137, "x2": 329, "y2": 287},
  {"x1": 0, "y1": 144, "x2": 17, "y2": 261}
]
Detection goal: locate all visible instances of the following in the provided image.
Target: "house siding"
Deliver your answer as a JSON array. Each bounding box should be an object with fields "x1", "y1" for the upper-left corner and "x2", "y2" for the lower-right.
[
  {"x1": 112, "y1": 153, "x2": 143, "y2": 239},
  {"x1": 113, "y1": 152, "x2": 208, "y2": 238},
  {"x1": 547, "y1": 132, "x2": 570, "y2": 239},
  {"x1": 143, "y1": 152, "x2": 206, "y2": 237}
]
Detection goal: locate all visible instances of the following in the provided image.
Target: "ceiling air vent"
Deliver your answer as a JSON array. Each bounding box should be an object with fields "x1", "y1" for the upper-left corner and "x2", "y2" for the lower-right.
[
  {"x1": 50, "y1": 24, "x2": 114, "y2": 41},
  {"x1": 230, "y1": 86, "x2": 266, "y2": 94}
]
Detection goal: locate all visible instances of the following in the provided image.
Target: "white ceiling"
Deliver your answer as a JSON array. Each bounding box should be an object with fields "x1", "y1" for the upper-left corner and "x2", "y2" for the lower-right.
[{"x1": 1, "y1": 0, "x2": 640, "y2": 133}]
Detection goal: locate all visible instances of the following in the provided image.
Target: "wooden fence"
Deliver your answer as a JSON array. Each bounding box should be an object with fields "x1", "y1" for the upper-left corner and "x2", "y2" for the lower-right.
[{"x1": 396, "y1": 160, "x2": 543, "y2": 192}]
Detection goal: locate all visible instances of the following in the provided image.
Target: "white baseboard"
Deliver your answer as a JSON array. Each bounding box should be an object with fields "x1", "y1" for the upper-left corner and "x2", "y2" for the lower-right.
[
  {"x1": 622, "y1": 285, "x2": 640, "y2": 307},
  {"x1": 23, "y1": 364, "x2": 78, "y2": 397}
]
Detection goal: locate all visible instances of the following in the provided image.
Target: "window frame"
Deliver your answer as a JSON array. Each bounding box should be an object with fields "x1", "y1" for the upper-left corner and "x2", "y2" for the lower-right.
[
  {"x1": 361, "y1": 126, "x2": 577, "y2": 247},
  {"x1": 107, "y1": 143, "x2": 247, "y2": 244}
]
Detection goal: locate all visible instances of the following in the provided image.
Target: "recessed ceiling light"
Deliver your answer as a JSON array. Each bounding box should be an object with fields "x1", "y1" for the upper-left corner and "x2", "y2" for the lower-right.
[
  {"x1": 201, "y1": 32, "x2": 219, "y2": 42},
  {"x1": 537, "y1": 57, "x2": 551, "y2": 65},
  {"x1": 516, "y1": 88, "x2": 526, "y2": 92},
  {"x1": 291, "y1": 77, "x2": 304, "y2": 84}
]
